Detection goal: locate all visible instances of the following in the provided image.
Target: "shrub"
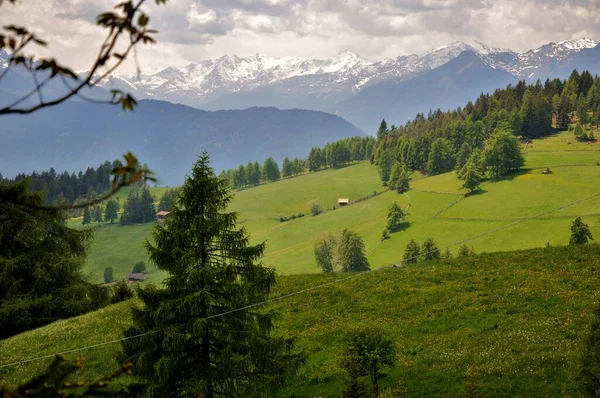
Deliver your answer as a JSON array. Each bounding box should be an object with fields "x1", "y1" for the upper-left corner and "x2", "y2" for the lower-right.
[
  {"x1": 309, "y1": 199, "x2": 323, "y2": 216},
  {"x1": 458, "y1": 245, "x2": 475, "y2": 257},
  {"x1": 111, "y1": 280, "x2": 133, "y2": 304},
  {"x1": 132, "y1": 261, "x2": 147, "y2": 273}
]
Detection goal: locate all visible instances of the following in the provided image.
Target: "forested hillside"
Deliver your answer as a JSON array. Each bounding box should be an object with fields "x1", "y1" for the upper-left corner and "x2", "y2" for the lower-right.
[{"x1": 373, "y1": 69, "x2": 600, "y2": 189}]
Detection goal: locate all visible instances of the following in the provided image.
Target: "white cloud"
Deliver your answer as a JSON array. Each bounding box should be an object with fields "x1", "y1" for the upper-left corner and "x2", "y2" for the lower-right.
[{"x1": 1, "y1": 0, "x2": 599, "y2": 72}]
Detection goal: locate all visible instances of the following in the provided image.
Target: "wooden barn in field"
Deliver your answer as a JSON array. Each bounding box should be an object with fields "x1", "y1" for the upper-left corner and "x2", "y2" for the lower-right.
[{"x1": 337, "y1": 198, "x2": 349, "y2": 207}]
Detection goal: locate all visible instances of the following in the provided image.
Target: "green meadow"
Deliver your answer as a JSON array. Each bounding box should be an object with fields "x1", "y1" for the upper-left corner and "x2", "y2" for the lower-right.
[
  {"x1": 74, "y1": 130, "x2": 600, "y2": 282},
  {"x1": 2, "y1": 244, "x2": 600, "y2": 397}
]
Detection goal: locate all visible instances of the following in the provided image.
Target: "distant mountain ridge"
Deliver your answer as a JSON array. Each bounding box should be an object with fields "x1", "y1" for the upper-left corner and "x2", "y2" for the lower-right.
[
  {"x1": 0, "y1": 101, "x2": 365, "y2": 185},
  {"x1": 94, "y1": 38, "x2": 599, "y2": 111}
]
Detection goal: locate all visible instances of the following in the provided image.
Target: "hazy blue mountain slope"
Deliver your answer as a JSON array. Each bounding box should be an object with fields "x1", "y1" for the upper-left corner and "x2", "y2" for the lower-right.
[{"x1": 0, "y1": 100, "x2": 364, "y2": 185}]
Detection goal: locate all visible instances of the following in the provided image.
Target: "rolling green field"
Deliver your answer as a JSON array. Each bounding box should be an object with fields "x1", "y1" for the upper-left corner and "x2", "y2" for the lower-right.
[
  {"x1": 75, "y1": 130, "x2": 600, "y2": 283},
  {"x1": 2, "y1": 244, "x2": 600, "y2": 396}
]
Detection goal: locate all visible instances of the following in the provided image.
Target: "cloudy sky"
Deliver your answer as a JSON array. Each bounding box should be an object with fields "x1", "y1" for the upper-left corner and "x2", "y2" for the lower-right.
[{"x1": 2, "y1": 0, "x2": 600, "y2": 72}]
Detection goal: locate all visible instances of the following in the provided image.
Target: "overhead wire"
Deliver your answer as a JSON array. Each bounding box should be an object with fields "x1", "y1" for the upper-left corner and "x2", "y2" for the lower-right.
[{"x1": 1, "y1": 192, "x2": 598, "y2": 370}]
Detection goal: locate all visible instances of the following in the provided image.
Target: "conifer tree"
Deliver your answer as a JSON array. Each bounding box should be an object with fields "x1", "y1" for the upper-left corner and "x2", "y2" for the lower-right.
[
  {"x1": 121, "y1": 153, "x2": 304, "y2": 397},
  {"x1": 0, "y1": 182, "x2": 105, "y2": 338},
  {"x1": 282, "y1": 157, "x2": 293, "y2": 178},
  {"x1": 158, "y1": 189, "x2": 177, "y2": 212},
  {"x1": 94, "y1": 206, "x2": 103, "y2": 223},
  {"x1": 403, "y1": 240, "x2": 420, "y2": 264},
  {"x1": 82, "y1": 206, "x2": 92, "y2": 225},
  {"x1": 386, "y1": 202, "x2": 406, "y2": 233},
  {"x1": 421, "y1": 238, "x2": 440, "y2": 261},
  {"x1": 335, "y1": 230, "x2": 370, "y2": 272},
  {"x1": 104, "y1": 198, "x2": 120, "y2": 223},
  {"x1": 377, "y1": 119, "x2": 388, "y2": 141},
  {"x1": 263, "y1": 157, "x2": 281, "y2": 182}
]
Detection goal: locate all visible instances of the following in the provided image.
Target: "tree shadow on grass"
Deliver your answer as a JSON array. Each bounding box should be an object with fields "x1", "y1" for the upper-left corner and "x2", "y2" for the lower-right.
[
  {"x1": 390, "y1": 221, "x2": 412, "y2": 233},
  {"x1": 465, "y1": 188, "x2": 487, "y2": 197},
  {"x1": 486, "y1": 168, "x2": 534, "y2": 183}
]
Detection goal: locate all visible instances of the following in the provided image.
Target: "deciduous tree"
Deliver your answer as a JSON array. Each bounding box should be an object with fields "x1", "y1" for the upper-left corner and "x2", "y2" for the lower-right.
[{"x1": 570, "y1": 217, "x2": 593, "y2": 245}]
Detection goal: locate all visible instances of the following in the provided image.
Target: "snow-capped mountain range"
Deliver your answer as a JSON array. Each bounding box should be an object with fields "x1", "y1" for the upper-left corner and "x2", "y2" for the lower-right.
[{"x1": 98, "y1": 38, "x2": 599, "y2": 109}]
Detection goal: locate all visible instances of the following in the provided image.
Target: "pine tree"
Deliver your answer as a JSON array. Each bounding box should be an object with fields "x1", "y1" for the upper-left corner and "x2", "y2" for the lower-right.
[
  {"x1": 308, "y1": 147, "x2": 323, "y2": 172},
  {"x1": 104, "y1": 198, "x2": 120, "y2": 223},
  {"x1": 377, "y1": 119, "x2": 388, "y2": 141},
  {"x1": 234, "y1": 164, "x2": 246, "y2": 188},
  {"x1": 158, "y1": 189, "x2": 177, "y2": 212},
  {"x1": 386, "y1": 202, "x2": 406, "y2": 233},
  {"x1": 263, "y1": 157, "x2": 281, "y2": 182},
  {"x1": 82, "y1": 206, "x2": 92, "y2": 225},
  {"x1": 0, "y1": 181, "x2": 105, "y2": 338},
  {"x1": 121, "y1": 153, "x2": 304, "y2": 396},
  {"x1": 421, "y1": 238, "x2": 440, "y2": 261},
  {"x1": 335, "y1": 230, "x2": 370, "y2": 272},
  {"x1": 403, "y1": 240, "x2": 420, "y2": 264},
  {"x1": 94, "y1": 206, "x2": 103, "y2": 223},
  {"x1": 282, "y1": 157, "x2": 293, "y2": 178}
]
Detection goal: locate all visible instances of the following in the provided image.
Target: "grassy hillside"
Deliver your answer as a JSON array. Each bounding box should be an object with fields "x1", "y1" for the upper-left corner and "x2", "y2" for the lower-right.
[
  {"x1": 76, "y1": 130, "x2": 600, "y2": 282},
  {"x1": 2, "y1": 244, "x2": 600, "y2": 396}
]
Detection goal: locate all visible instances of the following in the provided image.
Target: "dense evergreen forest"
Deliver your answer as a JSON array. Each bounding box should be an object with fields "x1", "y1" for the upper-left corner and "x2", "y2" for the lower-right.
[
  {"x1": 1, "y1": 162, "x2": 116, "y2": 205},
  {"x1": 373, "y1": 69, "x2": 600, "y2": 191},
  {"x1": 219, "y1": 136, "x2": 376, "y2": 190}
]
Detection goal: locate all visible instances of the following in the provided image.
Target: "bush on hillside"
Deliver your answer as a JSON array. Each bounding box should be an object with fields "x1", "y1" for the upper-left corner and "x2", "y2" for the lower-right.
[
  {"x1": 111, "y1": 280, "x2": 134, "y2": 304},
  {"x1": 570, "y1": 217, "x2": 593, "y2": 245},
  {"x1": 132, "y1": 261, "x2": 147, "y2": 273},
  {"x1": 309, "y1": 199, "x2": 323, "y2": 216},
  {"x1": 341, "y1": 328, "x2": 396, "y2": 398}
]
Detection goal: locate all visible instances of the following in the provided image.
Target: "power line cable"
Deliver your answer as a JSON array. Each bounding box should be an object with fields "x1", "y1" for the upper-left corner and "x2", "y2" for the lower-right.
[{"x1": 1, "y1": 192, "x2": 598, "y2": 370}]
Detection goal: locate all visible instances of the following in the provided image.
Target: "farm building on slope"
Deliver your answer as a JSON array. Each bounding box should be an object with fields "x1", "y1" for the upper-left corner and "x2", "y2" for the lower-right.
[{"x1": 337, "y1": 198, "x2": 349, "y2": 206}]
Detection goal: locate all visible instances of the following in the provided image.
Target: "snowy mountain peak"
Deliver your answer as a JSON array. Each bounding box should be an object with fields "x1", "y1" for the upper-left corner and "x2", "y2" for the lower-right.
[
  {"x1": 554, "y1": 38, "x2": 598, "y2": 50},
  {"x1": 96, "y1": 37, "x2": 599, "y2": 110}
]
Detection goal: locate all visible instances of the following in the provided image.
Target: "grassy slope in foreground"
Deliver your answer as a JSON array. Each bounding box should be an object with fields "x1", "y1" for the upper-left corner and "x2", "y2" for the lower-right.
[{"x1": 2, "y1": 244, "x2": 600, "y2": 396}]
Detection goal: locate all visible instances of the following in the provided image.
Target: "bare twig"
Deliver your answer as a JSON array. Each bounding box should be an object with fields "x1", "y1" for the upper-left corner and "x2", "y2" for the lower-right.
[{"x1": 0, "y1": 0, "x2": 157, "y2": 115}]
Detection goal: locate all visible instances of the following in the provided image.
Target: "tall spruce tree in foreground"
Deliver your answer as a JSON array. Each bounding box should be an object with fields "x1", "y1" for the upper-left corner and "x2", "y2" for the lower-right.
[
  {"x1": 0, "y1": 182, "x2": 106, "y2": 339},
  {"x1": 121, "y1": 153, "x2": 304, "y2": 397}
]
